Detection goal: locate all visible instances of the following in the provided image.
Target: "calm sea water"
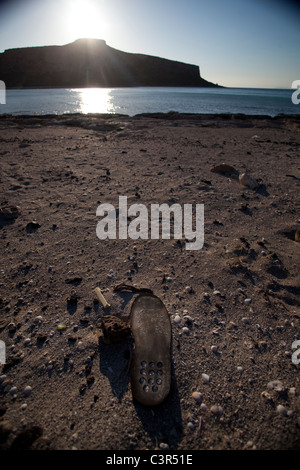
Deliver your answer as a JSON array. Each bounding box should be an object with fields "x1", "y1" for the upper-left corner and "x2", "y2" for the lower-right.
[{"x1": 0, "y1": 87, "x2": 299, "y2": 117}]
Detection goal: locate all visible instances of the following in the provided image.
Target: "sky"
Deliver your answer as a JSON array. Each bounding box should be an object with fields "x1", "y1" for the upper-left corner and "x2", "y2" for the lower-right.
[{"x1": 0, "y1": 0, "x2": 299, "y2": 88}]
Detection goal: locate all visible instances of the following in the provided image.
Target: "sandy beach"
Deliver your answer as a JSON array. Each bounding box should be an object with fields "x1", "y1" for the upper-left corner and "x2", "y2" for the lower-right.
[{"x1": 0, "y1": 112, "x2": 300, "y2": 451}]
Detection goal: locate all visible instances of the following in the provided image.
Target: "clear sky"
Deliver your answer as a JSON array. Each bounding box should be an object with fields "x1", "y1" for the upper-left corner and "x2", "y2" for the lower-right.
[{"x1": 0, "y1": 0, "x2": 299, "y2": 88}]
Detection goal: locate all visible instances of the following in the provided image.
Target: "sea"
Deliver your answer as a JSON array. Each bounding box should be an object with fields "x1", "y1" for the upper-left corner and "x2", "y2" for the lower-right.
[{"x1": 0, "y1": 87, "x2": 299, "y2": 117}]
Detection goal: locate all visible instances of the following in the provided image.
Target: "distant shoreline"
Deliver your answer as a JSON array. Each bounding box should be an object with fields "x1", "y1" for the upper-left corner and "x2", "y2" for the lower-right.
[
  {"x1": 4, "y1": 85, "x2": 224, "y2": 90},
  {"x1": 0, "y1": 111, "x2": 300, "y2": 121}
]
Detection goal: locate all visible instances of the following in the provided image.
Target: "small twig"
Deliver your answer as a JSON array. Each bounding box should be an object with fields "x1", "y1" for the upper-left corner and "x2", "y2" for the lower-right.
[{"x1": 197, "y1": 417, "x2": 202, "y2": 435}]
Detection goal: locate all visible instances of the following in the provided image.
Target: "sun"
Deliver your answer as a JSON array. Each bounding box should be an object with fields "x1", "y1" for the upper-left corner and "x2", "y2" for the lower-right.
[{"x1": 68, "y1": 0, "x2": 108, "y2": 40}]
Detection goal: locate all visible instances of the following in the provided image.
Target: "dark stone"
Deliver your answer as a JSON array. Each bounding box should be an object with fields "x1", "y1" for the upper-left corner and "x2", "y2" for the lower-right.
[{"x1": 10, "y1": 426, "x2": 43, "y2": 450}]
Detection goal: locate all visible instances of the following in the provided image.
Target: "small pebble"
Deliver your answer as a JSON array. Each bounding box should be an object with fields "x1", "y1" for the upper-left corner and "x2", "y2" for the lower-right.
[
  {"x1": 35, "y1": 316, "x2": 43, "y2": 323},
  {"x1": 184, "y1": 315, "x2": 193, "y2": 324},
  {"x1": 213, "y1": 290, "x2": 221, "y2": 296},
  {"x1": 8, "y1": 322, "x2": 16, "y2": 331},
  {"x1": 202, "y1": 373, "x2": 210, "y2": 383},
  {"x1": 174, "y1": 315, "x2": 181, "y2": 324},
  {"x1": 244, "y1": 298, "x2": 252, "y2": 304},
  {"x1": 10, "y1": 386, "x2": 17, "y2": 395},
  {"x1": 277, "y1": 404, "x2": 287, "y2": 416},
  {"x1": 159, "y1": 442, "x2": 169, "y2": 450},
  {"x1": 182, "y1": 327, "x2": 189, "y2": 335},
  {"x1": 20, "y1": 403, "x2": 27, "y2": 410},
  {"x1": 24, "y1": 385, "x2": 32, "y2": 396},
  {"x1": 237, "y1": 366, "x2": 243, "y2": 373},
  {"x1": 187, "y1": 422, "x2": 194, "y2": 430},
  {"x1": 210, "y1": 405, "x2": 223, "y2": 416},
  {"x1": 267, "y1": 380, "x2": 285, "y2": 394},
  {"x1": 200, "y1": 403, "x2": 207, "y2": 412},
  {"x1": 191, "y1": 391, "x2": 202, "y2": 403},
  {"x1": 261, "y1": 391, "x2": 273, "y2": 401},
  {"x1": 24, "y1": 338, "x2": 31, "y2": 345},
  {"x1": 211, "y1": 345, "x2": 218, "y2": 353}
]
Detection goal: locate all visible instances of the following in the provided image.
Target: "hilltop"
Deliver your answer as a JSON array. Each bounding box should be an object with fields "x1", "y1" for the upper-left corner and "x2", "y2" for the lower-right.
[{"x1": 0, "y1": 38, "x2": 219, "y2": 89}]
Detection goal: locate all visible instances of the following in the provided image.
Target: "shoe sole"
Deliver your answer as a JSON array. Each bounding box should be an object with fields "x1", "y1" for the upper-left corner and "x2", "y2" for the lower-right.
[{"x1": 130, "y1": 293, "x2": 171, "y2": 406}]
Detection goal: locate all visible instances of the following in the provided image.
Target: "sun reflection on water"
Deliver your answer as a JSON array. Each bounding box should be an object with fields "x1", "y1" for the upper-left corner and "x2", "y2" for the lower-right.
[{"x1": 74, "y1": 88, "x2": 116, "y2": 114}]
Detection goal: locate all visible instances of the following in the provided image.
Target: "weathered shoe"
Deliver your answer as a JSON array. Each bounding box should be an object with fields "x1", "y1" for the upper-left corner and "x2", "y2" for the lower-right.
[{"x1": 130, "y1": 293, "x2": 171, "y2": 406}]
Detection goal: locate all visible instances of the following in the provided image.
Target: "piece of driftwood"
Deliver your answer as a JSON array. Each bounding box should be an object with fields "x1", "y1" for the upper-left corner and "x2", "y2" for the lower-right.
[{"x1": 94, "y1": 287, "x2": 111, "y2": 308}]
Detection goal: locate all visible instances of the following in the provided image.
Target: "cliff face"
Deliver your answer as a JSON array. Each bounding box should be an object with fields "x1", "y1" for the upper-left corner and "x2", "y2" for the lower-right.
[{"x1": 0, "y1": 38, "x2": 218, "y2": 88}]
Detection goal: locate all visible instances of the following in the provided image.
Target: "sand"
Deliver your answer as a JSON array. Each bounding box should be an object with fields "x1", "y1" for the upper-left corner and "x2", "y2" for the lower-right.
[{"x1": 0, "y1": 112, "x2": 300, "y2": 451}]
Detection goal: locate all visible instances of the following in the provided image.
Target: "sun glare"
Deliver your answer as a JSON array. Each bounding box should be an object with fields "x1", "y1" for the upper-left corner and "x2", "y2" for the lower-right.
[
  {"x1": 68, "y1": 0, "x2": 107, "y2": 40},
  {"x1": 77, "y1": 88, "x2": 116, "y2": 114}
]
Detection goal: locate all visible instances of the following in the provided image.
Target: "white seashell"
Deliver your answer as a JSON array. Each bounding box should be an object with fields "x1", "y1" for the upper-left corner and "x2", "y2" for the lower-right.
[{"x1": 202, "y1": 373, "x2": 210, "y2": 383}]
